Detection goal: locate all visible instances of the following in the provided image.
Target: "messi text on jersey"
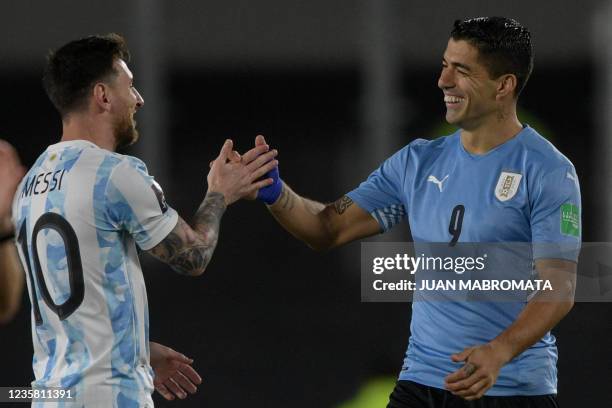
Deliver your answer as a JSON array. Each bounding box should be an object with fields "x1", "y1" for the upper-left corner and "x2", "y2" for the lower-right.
[{"x1": 21, "y1": 170, "x2": 67, "y2": 198}]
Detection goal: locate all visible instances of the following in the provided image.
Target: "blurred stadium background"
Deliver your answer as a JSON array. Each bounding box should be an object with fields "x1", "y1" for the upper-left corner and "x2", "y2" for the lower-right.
[{"x1": 1, "y1": 0, "x2": 611, "y2": 406}]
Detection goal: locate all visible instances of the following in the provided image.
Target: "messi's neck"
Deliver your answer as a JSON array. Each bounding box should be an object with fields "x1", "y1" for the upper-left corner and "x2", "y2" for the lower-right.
[{"x1": 60, "y1": 112, "x2": 117, "y2": 152}]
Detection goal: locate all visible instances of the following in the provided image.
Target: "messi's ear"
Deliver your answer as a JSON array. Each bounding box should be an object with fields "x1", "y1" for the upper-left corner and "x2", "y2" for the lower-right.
[
  {"x1": 496, "y1": 74, "x2": 518, "y2": 99},
  {"x1": 92, "y1": 82, "x2": 111, "y2": 112}
]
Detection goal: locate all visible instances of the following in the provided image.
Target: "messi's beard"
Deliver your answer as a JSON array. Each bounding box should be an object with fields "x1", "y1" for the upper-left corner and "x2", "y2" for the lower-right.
[{"x1": 114, "y1": 113, "x2": 139, "y2": 149}]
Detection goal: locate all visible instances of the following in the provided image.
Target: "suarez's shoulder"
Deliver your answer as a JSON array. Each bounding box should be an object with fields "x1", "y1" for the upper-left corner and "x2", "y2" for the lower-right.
[
  {"x1": 517, "y1": 126, "x2": 575, "y2": 172},
  {"x1": 406, "y1": 131, "x2": 457, "y2": 158}
]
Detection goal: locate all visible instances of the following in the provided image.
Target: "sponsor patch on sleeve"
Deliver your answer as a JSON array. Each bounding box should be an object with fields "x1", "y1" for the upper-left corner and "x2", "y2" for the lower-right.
[
  {"x1": 151, "y1": 181, "x2": 169, "y2": 214},
  {"x1": 560, "y1": 203, "x2": 580, "y2": 237}
]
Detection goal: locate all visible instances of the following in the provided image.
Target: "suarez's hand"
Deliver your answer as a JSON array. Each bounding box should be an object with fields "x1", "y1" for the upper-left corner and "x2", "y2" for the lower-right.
[
  {"x1": 150, "y1": 341, "x2": 202, "y2": 401},
  {"x1": 444, "y1": 342, "x2": 510, "y2": 400},
  {"x1": 252, "y1": 135, "x2": 282, "y2": 204}
]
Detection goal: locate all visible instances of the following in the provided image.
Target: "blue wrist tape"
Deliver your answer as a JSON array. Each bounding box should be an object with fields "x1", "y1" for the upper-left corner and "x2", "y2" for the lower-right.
[{"x1": 257, "y1": 165, "x2": 282, "y2": 205}]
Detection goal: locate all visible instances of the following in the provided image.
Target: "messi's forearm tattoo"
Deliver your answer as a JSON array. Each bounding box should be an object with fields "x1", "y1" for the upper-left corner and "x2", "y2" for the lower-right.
[{"x1": 151, "y1": 192, "x2": 226, "y2": 276}]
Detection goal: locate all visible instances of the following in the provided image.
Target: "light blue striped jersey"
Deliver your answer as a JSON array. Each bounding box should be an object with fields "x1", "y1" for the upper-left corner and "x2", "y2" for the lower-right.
[
  {"x1": 12, "y1": 140, "x2": 178, "y2": 407},
  {"x1": 348, "y1": 125, "x2": 581, "y2": 396}
]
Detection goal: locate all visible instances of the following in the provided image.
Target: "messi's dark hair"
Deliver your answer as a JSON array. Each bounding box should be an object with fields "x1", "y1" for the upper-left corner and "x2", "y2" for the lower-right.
[
  {"x1": 42, "y1": 33, "x2": 130, "y2": 116},
  {"x1": 451, "y1": 17, "x2": 533, "y2": 96}
]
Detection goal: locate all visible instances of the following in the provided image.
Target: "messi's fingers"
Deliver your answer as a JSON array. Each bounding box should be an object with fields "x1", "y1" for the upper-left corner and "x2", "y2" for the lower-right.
[
  {"x1": 165, "y1": 378, "x2": 187, "y2": 399},
  {"x1": 180, "y1": 363, "x2": 202, "y2": 385},
  {"x1": 169, "y1": 351, "x2": 192, "y2": 365},
  {"x1": 173, "y1": 370, "x2": 198, "y2": 394},
  {"x1": 216, "y1": 139, "x2": 233, "y2": 161},
  {"x1": 229, "y1": 150, "x2": 242, "y2": 163},
  {"x1": 155, "y1": 383, "x2": 174, "y2": 401}
]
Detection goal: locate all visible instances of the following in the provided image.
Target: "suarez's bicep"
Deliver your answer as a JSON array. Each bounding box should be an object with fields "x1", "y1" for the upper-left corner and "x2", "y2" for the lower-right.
[
  {"x1": 341, "y1": 144, "x2": 412, "y2": 238},
  {"x1": 323, "y1": 195, "x2": 382, "y2": 248},
  {"x1": 531, "y1": 165, "x2": 581, "y2": 262}
]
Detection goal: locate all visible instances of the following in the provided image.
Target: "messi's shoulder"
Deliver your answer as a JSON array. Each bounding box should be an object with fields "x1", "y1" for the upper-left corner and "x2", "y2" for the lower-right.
[
  {"x1": 121, "y1": 155, "x2": 148, "y2": 173},
  {"x1": 34, "y1": 142, "x2": 125, "y2": 174},
  {"x1": 87, "y1": 151, "x2": 148, "y2": 176},
  {"x1": 518, "y1": 126, "x2": 575, "y2": 170},
  {"x1": 61, "y1": 149, "x2": 150, "y2": 191}
]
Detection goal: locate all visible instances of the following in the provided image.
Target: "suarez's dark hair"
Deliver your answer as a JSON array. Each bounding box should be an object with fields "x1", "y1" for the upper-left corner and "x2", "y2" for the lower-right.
[
  {"x1": 43, "y1": 33, "x2": 130, "y2": 117},
  {"x1": 451, "y1": 17, "x2": 533, "y2": 96}
]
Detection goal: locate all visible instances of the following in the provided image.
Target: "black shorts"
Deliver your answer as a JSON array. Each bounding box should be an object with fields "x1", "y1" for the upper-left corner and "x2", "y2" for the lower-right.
[{"x1": 387, "y1": 380, "x2": 559, "y2": 408}]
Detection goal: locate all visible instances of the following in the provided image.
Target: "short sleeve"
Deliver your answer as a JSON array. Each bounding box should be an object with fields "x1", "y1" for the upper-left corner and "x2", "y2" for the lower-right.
[
  {"x1": 346, "y1": 144, "x2": 410, "y2": 232},
  {"x1": 104, "y1": 157, "x2": 179, "y2": 250},
  {"x1": 531, "y1": 165, "x2": 581, "y2": 261}
]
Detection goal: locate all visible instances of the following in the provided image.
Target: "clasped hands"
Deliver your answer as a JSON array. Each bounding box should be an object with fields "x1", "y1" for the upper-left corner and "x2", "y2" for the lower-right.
[{"x1": 207, "y1": 135, "x2": 281, "y2": 205}]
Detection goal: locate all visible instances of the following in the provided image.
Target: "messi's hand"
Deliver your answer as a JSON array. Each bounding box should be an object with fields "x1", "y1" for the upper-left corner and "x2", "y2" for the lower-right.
[{"x1": 150, "y1": 341, "x2": 202, "y2": 401}]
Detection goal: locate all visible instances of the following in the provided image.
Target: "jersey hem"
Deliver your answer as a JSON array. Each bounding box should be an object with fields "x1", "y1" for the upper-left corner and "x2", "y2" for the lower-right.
[{"x1": 398, "y1": 374, "x2": 557, "y2": 397}]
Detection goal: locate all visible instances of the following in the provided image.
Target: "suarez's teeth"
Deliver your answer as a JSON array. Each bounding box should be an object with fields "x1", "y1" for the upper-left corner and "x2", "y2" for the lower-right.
[{"x1": 444, "y1": 95, "x2": 464, "y2": 104}]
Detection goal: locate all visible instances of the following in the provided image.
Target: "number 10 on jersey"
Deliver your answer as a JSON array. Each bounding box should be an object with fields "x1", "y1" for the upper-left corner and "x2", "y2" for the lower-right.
[{"x1": 17, "y1": 212, "x2": 85, "y2": 326}]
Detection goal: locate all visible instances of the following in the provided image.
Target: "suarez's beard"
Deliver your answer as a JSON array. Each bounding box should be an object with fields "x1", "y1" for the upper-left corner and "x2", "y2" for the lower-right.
[{"x1": 114, "y1": 111, "x2": 139, "y2": 149}]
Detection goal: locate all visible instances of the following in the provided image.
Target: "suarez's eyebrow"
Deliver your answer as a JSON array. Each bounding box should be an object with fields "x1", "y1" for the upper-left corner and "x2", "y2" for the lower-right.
[{"x1": 442, "y1": 57, "x2": 472, "y2": 72}]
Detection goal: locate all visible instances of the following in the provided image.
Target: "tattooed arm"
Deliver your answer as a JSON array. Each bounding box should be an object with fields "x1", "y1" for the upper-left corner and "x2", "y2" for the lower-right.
[
  {"x1": 267, "y1": 183, "x2": 380, "y2": 251},
  {"x1": 148, "y1": 139, "x2": 278, "y2": 276},
  {"x1": 148, "y1": 192, "x2": 226, "y2": 276}
]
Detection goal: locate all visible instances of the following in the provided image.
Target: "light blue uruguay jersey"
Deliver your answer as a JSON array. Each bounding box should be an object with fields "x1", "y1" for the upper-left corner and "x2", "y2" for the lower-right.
[
  {"x1": 12, "y1": 140, "x2": 178, "y2": 407},
  {"x1": 347, "y1": 125, "x2": 581, "y2": 396}
]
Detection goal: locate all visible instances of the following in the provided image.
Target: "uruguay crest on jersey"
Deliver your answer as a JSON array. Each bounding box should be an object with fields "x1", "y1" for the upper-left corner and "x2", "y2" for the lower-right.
[{"x1": 494, "y1": 171, "x2": 522, "y2": 202}]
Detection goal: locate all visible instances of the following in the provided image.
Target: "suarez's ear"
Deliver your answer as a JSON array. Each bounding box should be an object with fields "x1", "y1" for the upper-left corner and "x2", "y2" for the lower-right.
[
  {"x1": 92, "y1": 82, "x2": 112, "y2": 112},
  {"x1": 496, "y1": 74, "x2": 518, "y2": 100}
]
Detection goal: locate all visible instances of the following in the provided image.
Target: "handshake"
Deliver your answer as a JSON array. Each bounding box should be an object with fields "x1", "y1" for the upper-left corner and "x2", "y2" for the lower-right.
[{"x1": 207, "y1": 134, "x2": 282, "y2": 206}]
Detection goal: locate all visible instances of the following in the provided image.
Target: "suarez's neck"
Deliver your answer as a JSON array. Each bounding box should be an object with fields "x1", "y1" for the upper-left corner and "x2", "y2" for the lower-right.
[{"x1": 460, "y1": 107, "x2": 523, "y2": 155}]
